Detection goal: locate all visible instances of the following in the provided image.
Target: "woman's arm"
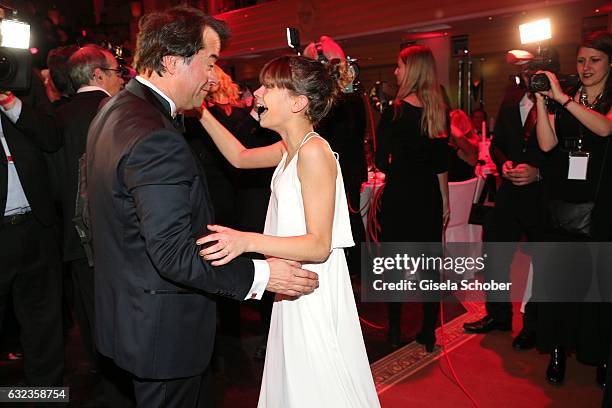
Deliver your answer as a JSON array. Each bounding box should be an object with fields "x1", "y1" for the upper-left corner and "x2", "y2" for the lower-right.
[
  {"x1": 198, "y1": 138, "x2": 338, "y2": 264},
  {"x1": 538, "y1": 71, "x2": 612, "y2": 137},
  {"x1": 535, "y1": 92, "x2": 558, "y2": 152},
  {"x1": 200, "y1": 108, "x2": 284, "y2": 169},
  {"x1": 452, "y1": 131, "x2": 479, "y2": 166},
  {"x1": 437, "y1": 172, "x2": 450, "y2": 229},
  {"x1": 374, "y1": 107, "x2": 393, "y2": 172},
  {"x1": 563, "y1": 101, "x2": 612, "y2": 137}
]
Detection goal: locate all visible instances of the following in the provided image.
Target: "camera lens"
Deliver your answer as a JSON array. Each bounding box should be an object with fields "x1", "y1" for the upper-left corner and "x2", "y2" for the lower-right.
[
  {"x1": 529, "y1": 73, "x2": 550, "y2": 92},
  {"x1": 0, "y1": 48, "x2": 31, "y2": 91},
  {"x1": 0, "y1": 53, "x2": 15, "y2": 81}
]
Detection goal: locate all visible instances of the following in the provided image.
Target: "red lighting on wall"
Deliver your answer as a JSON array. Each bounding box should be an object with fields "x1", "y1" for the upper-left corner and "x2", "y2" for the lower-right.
[{"x1": 402, "y1": 32, "x2": 447, "y2": 41}]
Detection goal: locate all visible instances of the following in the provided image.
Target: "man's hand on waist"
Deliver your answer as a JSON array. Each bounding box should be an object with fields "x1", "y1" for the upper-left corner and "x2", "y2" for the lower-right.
[{"x1": 265, "y1": 257, "x2": 319, "y2": 297}]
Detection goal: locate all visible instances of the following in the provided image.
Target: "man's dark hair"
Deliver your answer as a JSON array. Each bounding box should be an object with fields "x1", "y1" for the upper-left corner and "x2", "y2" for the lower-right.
[
  {"x1": 47, "y1": 45, "x2": 79, "y2": 96},
  {"x1": 134, "y1": 6, "x2": 230, "y2": 76}
]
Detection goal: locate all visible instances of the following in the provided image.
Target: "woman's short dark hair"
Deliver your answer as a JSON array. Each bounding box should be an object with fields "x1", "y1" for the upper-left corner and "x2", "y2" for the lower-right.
[
  {"x1": 581, "y1": 31, "x2": 612, "y2": 60},
  {"x1": 259, "y1": 55, "x2": 349, "y2": 125},
  {"x1": 134, "y1": 6, "x2": 229, "y2": 76}
]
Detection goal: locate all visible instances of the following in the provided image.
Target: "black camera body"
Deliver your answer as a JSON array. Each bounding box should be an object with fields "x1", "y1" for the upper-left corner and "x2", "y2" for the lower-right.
[
  {"x1": 0, "y1": 47, "x2": 32, "y2": 91},
  {"x1": 0, "y1": 12, "x2": 33, "y2": 92},
  {"x1": 528, "y1": 73, "x2": 580, "y2": 93}
]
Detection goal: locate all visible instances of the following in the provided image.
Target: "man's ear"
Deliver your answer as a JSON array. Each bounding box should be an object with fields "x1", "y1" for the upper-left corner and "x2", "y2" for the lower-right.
[
  {"x1": 162, "y1": 55, "x2": 180, "y2": 75},
  {"x1": 291, "y1": 94, "x2": 309, "y2": 114},
  {"x1": 91, "y1": 67, "x2": 104, "y2": 83}
]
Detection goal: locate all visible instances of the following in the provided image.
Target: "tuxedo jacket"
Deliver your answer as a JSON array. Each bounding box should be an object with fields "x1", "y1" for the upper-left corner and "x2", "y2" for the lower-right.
[
  {"x1": 491, "y1": 86, "x2": 545, "y2": 205},
  {"x1": 86, "y1": 79, "x2": 255, "y2": 380},
  {"x1": 56, "y1": 90, "x2": 108, "y2": 261},
  {"x1": 0, "y1": 74, "x2": 61, "y2": 226}
]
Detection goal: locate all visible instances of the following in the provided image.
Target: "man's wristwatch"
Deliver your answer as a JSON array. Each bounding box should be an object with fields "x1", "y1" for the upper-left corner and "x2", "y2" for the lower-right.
[{"x1": 536, "y1": 169, "x2": 542, "y2": 182}]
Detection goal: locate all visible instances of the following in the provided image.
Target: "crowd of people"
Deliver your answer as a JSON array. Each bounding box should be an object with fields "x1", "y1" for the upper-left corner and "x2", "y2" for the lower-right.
[
  {"x1": 461, "y1": 33, "x2": 612, "y2": 392},
  {"x1": 0, "y1": 2, "x2": 611, "y2": 407}
]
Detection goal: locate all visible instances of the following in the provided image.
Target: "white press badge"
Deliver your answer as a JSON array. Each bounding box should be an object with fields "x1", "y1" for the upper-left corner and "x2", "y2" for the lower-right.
[{"x1": 568, "y1": 151, "x2": 589, "y2": 180}]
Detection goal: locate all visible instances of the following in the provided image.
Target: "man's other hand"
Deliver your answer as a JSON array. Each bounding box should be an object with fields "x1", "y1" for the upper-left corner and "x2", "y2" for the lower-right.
[
  {"x1": 265, "y1": 258, "x2": 318, "y2": 297},
  {"x1": 507, "y1": 163, "x2": 539, "y2": 186}
]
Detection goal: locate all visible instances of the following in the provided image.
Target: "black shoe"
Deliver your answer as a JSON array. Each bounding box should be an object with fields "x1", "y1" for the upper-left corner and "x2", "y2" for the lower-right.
[
  {"x1": 6, "y1": 352, "x2": 23, "y2": 361},
  {"x1": 512, "y1": 328, "x2": 536, "y2": 350},
  {"x1": 463, "y1": 316, "x2": 512, "y2": 334},
  {"x1": 597, "y1": 364, "x2": 607, "y2": 388},
  {"x1": 415, "y1": 332, "x2": 436, "y2": 353},
  {"x1": 546, "y1": 348, "x2": 566, "y2": 385},
  {"x1": 387, "y1": 331, "x2": 408, "y2": 350}
]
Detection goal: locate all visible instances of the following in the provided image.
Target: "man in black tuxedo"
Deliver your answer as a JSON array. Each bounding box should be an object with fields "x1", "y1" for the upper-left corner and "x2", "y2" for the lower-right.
[
  {"x1": 463, "y1": 59, "x2": 555, "y2": 349},
  {"x1": 86, "y1": 7, "x2": 318, "y2": 407},
  {"x1": 0, "y1": 74, "x2": 64, "y2": 386},
  {"x1": 56, "y1": 44, "x2": 124, "y2": 379}
]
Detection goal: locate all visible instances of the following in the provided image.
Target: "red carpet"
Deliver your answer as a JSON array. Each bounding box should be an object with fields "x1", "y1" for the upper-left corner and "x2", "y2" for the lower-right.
[{"x1": 378, "y1": 303, "x2": 604, "y2": 408}]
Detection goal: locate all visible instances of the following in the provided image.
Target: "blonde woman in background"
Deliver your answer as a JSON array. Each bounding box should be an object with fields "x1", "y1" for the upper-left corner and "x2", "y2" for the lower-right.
[{"x1": 375, "y1": 44, "x2": 450, "y2": 351}]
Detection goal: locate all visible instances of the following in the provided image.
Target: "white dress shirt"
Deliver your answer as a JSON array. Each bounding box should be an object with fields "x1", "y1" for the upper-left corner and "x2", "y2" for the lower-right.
[
  {"x1": 77, "y1": 85, "x2": 112, "y2": 97},
  {"x1": 519, "y1": 93, "x2": 534, "y2": 127},
  {"x1": 1, "y1": 97, "x2": 31, "y2": 216},
  {"x1": 135, "y1": 76, "x2": 177, "y2": 118}
]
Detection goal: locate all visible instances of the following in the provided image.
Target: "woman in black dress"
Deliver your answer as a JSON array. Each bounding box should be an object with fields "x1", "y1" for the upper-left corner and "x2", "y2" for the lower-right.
[
  {"x1": 376, "y1": 45, "x2": 450, "y2": 351},
  {"x1": 534, "y1": 31, "x2": 612, "y2": 386}
]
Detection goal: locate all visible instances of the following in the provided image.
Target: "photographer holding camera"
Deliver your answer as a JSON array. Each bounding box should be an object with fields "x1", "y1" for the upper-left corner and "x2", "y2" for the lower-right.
[
  {"x1": 0, "y1": 73, "x2": 64, "y2": 388},
  {"x1": 533, "y1": 31, "x2": 612, "y2": 388},
  {"x1": 0, "y1": 3, "x2": 65, "y2": 388}
]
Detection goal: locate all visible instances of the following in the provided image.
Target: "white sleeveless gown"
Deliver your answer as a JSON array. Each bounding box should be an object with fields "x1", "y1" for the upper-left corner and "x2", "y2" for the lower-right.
[{"x1": 257, "y1": 133, "x2": 380, "y2": 408}]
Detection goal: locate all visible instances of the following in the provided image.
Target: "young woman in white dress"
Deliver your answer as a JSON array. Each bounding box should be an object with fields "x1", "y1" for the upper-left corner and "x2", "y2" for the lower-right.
[{"x1": 197, "y1": 55, "x2": 380, "y2": 407}]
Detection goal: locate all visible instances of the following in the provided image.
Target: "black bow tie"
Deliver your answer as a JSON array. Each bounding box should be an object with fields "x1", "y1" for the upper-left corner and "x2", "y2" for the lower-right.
[
  {"x1": 172, "y1": 114, "x2": 185, "y2": 133},
  {"x1": 139, "y1": 83, "x2": 185, "y2": 133}
]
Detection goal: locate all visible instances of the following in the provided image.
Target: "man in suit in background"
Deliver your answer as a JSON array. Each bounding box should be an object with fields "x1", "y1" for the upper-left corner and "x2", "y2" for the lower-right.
[
  {"x1": 56, "y1": 44, "x2": 125, "y2": 398},
  {"x1": 462, "y1": 55, "x2": 559, "y2": 350},
  {"x1": 87, "y1": 6, "x2": 318, "y2": 407},
  {"x1": 0, "y1": 73, "x2": 64, "y2": 386}
]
